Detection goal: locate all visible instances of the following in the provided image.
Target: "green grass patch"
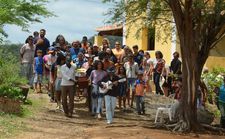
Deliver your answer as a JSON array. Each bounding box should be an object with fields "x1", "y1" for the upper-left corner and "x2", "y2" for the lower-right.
[{"x1": 0, "y1": 94, "x2": 48, "y2": 139}]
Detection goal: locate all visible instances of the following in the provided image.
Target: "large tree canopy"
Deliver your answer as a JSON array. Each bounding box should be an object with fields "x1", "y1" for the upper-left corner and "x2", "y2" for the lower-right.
[
  {"x1": 103, "y1": 0, "x2": 225, "y2": 132},
  {"x1": 0, "y1": 0, "x2": 54, "y2": 40}
]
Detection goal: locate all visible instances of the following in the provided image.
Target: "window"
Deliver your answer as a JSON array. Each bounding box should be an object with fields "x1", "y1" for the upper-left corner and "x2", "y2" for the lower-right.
[{"x1": 147, "y1": 28, "x2": 155, "y2": 51}]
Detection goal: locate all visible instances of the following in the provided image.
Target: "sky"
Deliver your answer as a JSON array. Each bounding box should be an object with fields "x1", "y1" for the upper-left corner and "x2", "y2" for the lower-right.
[{"x1": 3, "y1": 0, "x2": 112, "y2": 44}]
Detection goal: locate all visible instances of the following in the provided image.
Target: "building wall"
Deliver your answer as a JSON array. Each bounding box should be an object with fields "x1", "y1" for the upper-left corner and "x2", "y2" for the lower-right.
[
  {"x1": 125, "y1": 18, "x2": 174, "y2": 65},
  {"x1": 206, "y1": 37, "x2": 225, "y2": 69}
]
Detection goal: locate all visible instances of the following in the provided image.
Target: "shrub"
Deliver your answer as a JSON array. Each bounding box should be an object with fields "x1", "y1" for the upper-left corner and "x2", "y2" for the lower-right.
[
  {"x1": 202, "y1": 67, "x2": 225, "y2": 103},
  {"x1": 0, "y1": 46, "x2": 26, "y2": 100}
]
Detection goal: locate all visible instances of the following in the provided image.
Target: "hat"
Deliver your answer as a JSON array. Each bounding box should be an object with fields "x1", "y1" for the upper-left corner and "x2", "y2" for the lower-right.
[
  {"x1": 49, "y1": 46, "x2": 56, "y2": 52},
  {"x1": 107, "y1": 67, "x2": 116, "y2": 73}
]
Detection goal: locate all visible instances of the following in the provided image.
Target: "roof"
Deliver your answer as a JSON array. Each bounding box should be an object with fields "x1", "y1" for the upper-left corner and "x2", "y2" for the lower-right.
[{"x1": 96, "y1": 24, "x2": 123, "y2": 36}]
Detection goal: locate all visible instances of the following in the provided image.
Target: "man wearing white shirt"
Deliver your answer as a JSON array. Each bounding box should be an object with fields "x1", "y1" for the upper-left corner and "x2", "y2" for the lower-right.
[
  {"x1": 124, "y1": 55, "x2": 139, "y2": 107},
  {"x1": 61, "y1": 56, "x2": 76, "y2": 118}
]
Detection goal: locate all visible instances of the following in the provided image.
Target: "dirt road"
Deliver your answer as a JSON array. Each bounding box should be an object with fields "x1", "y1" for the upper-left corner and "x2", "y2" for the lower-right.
[{"x1": 9, "y1": 93, "x2": 225, "y2": 139}]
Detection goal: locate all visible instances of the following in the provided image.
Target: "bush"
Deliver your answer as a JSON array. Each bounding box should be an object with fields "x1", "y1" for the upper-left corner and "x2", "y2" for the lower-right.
[
  {"x1": 0, "y1": 45, "x2": 26, "y2": 100},
  {"x1": 202, "y1": 67, "x2": 225, "y2": 95}
]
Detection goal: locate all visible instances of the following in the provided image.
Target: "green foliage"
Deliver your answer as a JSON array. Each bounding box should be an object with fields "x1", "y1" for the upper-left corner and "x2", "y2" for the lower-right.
[
  {"x1": 202, "y1": 67, "x2": 225, "y2": 104},
  {"x1": 0, "y1": 45, "x2": 26, "y2": 100},
  {"x1": 202, "y1": 67, "x2": 225, "y2": 92},
  {"x1": 0, "y1": 0, "x2": 54, "y2": 41}
]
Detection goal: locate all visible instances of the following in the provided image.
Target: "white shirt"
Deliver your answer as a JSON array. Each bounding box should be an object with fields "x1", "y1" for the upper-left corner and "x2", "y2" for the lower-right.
[
  {"x1": 61, "y1": 64, "x2": 76, "y2": 86},
  {"x1": 20, "y1": 43, "x2": 36, "y2": 64},
  {"x1": 124, "y1": 62, "x2": 139, "y2": 78}
]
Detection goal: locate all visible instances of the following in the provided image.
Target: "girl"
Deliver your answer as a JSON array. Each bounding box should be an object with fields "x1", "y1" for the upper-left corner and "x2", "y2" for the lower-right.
[
  {"x1": 54, "y1": 55, "x2": 66, "y2": 110},
  {"x1": 142, "y1": 52, "x2": 153, "y2": 94},
  {"x1": 89, "y1": 61, "x2": 107, "y2": 119},
  {"x1": 117, "y1": 66, "x2": 127, "y2": 110},
  {"x1": 153, "y1": 51, "x2": 165, "y2": 95}
]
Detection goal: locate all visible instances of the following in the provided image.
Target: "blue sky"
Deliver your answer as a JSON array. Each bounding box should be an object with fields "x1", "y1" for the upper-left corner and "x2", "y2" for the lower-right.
[{"x1": 4, "y1": 0, "x2": 112, "y2": 44}]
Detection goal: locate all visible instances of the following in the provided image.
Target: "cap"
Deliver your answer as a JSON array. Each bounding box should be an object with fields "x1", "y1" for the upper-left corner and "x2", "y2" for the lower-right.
[{"x1": 49, "y1": 46, "x2": 56, "y2": 51}]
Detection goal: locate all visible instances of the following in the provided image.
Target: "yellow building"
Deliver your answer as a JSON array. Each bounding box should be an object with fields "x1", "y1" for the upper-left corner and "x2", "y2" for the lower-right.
[{"x1": 95, "y1": 20, "x2": 225, "y2": 70}]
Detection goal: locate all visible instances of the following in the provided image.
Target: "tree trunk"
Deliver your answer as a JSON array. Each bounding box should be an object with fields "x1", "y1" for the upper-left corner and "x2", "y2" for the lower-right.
[
  {"x1": 176, "y1": 58, "x2": 200, "y2": 132},
  {"x1": 175, "y1": 36, "x2": 206, "y2": 132}
]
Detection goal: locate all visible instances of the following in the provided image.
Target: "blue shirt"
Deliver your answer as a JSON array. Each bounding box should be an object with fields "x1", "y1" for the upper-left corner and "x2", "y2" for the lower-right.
[
  {"x1": 134, "y1": 52, "x2": 143, "y2": 66},
  {"x1": 73, "y1": 58, "x2": 86, "y2": 68},
  {"x1": 219, "y1": 84, "x2": 225, "y2": 103},
  {"x1": 69, "y1": 47, "x2": 84, "y2": 60},
  {"x1": 34, "y1": 38, "x2": 50, "y2": 56},
  {"x1": 34, "y1": 57, "x2": 44, "y2": 74}
]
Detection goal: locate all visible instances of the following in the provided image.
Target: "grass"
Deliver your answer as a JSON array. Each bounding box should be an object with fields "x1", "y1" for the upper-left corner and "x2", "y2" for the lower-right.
[{"x1": 0, "y1": 92, "x2": 47, "y2": 139}]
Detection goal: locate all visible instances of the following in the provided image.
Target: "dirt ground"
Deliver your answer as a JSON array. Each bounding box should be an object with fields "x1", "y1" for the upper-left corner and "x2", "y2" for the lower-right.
[{"x1": 9, "y1": 93, "x2": 225, "y2": 139}]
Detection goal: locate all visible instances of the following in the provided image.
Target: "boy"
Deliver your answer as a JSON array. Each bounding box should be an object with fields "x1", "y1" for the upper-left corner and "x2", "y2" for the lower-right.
[
  {"x1": 33, "y1": 50, "x2": 44, "y2": 93},
  {"x1": 134, "y1": 71, "x2": 146, "y2": 115}
]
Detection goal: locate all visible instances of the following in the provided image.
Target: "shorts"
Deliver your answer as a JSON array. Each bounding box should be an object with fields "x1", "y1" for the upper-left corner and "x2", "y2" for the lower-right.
[
  {"x1": 55, "y1": 78, "x2": 62, "y2": 91},
  {"x1": 127, "y1": 78, "x2": 136, "y2": 91},
  {"x1": 34, "y1": 74, "x2": 43, "y2": 84}
]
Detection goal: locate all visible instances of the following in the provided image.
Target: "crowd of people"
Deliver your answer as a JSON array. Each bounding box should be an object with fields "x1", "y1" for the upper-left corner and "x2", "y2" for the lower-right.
[{"x1": 19, "y1": 29, "x2": 224, "y2": 126}]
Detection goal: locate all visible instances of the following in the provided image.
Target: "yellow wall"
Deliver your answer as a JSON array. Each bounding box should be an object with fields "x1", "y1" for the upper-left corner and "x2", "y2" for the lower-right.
[
  {"x1": 94, "y1": 35, "x2": 103, "y2": 46},
  {"x1": 125, "y1": 18, "x2": 174, "y2": 65},
  {"x1": 206, "y1": 36, "x2": 225, "y2": 69}
]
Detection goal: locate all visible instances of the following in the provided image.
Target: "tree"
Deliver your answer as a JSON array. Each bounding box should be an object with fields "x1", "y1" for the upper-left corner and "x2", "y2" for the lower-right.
[
  {"x1": 0, "y1": 0, "x2": 54, "y2": 41},
  {"x1": 103, "y1": 0, "x2": 225, "y2": 132}
]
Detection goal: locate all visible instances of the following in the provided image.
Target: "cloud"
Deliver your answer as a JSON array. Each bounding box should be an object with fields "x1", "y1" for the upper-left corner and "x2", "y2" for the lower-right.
[{"x1": 4, "y1": 0, "x2": 112, "y2": 44}]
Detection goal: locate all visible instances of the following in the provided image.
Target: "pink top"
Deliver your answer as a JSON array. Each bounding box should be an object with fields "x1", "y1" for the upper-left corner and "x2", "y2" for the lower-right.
[{"x1": 89, "y1": 70, "x2": 107, "y2": 85}]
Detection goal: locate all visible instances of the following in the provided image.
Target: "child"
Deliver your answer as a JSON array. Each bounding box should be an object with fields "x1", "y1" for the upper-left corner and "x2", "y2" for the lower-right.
[
  {"x1": 117, "y1": 66, "x2": 127, "y2": 110},
  {"x1": 33, "y1": 50, "x2": 44, "y2": 93},
  {"x1": 54, "y1": 54, "x2": 66, "y2": 110},
  {"x1": 134, "y1": 71, "x2": 146, "y2": 115}
]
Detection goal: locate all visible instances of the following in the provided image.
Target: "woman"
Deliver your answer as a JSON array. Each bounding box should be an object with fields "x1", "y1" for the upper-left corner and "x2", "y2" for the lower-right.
[
  {"x1": 54, "y1": 35, "x2": 68, "y2": 52},
  {"x1": 89, "y1": 61, "x2": 107, "y2": 119},
  {"x1": 106, "y1": 48, "x2": 117, "y2": 64},
  {"x1": 153, "y1": 51, "x2": 165, "y2": 95},
  {"x1": 112, "y1": 41, "x2": 125, "y2": 64},
  {"x1": 142, "y1": 52, "x2": 153, "y2": 93},
  {"x1": 99, "y1": 38, "x2": 110, "y2": 52},
  {"x1": 122, "y1": 46, "x2": 133, "y2": 64},
  {"x1": 20, "y1": 36, "x2": 36, "y2": 88}
]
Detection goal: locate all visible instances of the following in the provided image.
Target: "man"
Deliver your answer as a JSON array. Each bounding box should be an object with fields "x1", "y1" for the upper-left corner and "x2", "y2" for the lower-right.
[
  {"x1": 81, "y1": 36, "x2": 89, "y2": 52},
  {"x1": 34, "y1": 29, "x2": 50, "y2": 56},
  {"x1": 218, "y1": 75, "x2": 225, "y2": 128},
  {"x1": 112, "y1": 41, "x2": 125, "y2": 64},
  {"x1": 73, "y1": 52, "x2": 86, "y2": 68},
  {"x1": 168, "y1": 52, "x2": 182, "y2": 94},
  {"x1": 20, "y1": 36, "x2": 36, "y2": 88},
  {"x1": 61, "y1": 55, "x2": 76, "y2": 118},
  {"x1": 70, "y1": 40, "x2": 84, "y2": 61},
  {"x1": 132, "y1": 45, "x2": 143, "y2": 68},
  {"x1": 124, "y1": 55, "x2": 139, "y2": 107},
  {"x1": 103, "y1": 53, "x2": 114, "y2": 71}
]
